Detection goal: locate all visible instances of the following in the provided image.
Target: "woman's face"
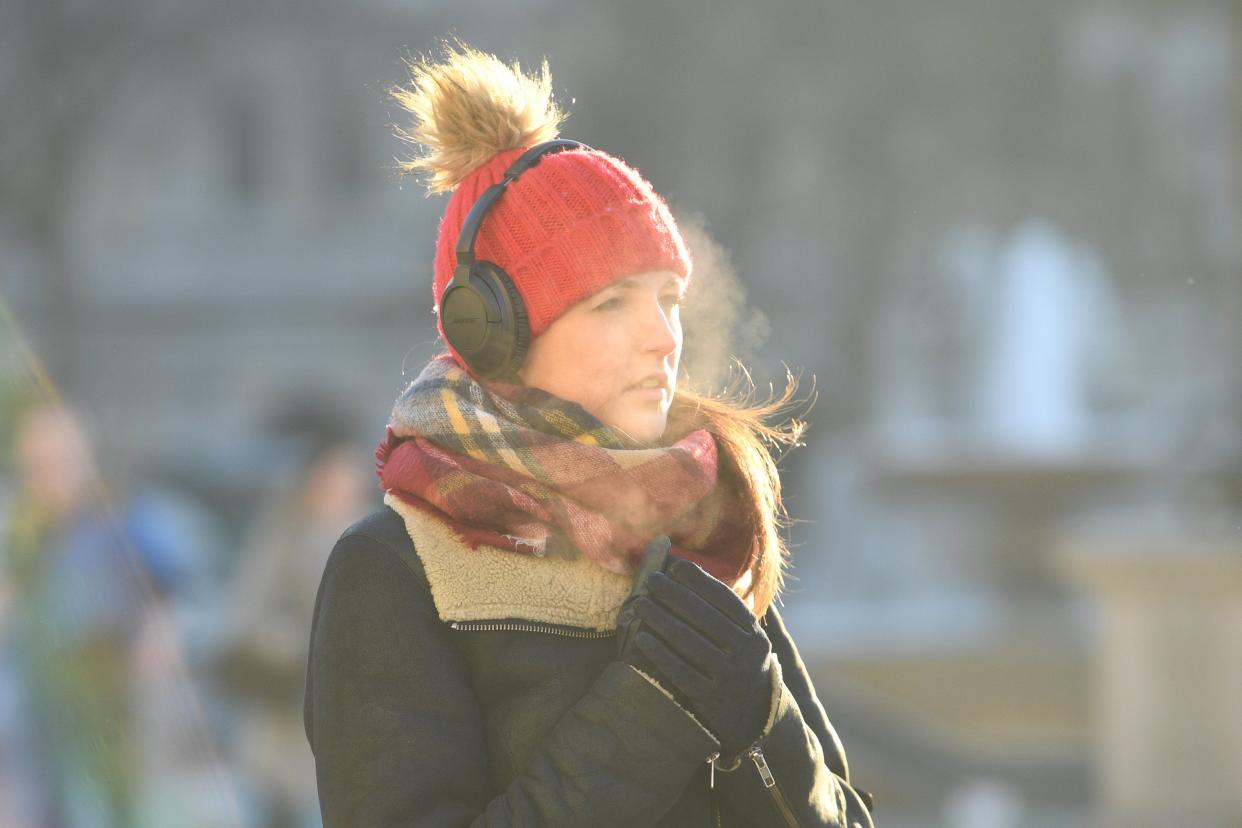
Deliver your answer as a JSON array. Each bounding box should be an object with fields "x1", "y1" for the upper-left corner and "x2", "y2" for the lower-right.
[{"x1": 518, "y1": 270, "x2": 686, "y2": 444}]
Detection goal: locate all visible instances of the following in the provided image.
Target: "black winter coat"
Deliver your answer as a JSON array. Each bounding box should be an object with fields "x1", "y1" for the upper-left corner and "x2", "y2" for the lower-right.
[{"x1": 304, "y1": 503, "x2": 875, "y2": 827}]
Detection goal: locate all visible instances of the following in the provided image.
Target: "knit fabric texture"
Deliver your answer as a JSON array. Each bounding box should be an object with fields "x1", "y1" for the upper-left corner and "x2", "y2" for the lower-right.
[{"x1": 433, "y1": 146, "x2": 693, "y2": 365}]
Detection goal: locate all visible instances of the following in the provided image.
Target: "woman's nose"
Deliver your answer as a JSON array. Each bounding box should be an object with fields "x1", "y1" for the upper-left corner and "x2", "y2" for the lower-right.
[{"x1": 639, "y1": 298, "x2": 679, "y2": 355}]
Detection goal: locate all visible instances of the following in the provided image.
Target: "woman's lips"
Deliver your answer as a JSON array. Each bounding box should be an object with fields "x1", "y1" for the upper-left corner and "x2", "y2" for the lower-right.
[
  {"x1": 626, "y1": 386, "x2": 667, "y2": 403},
  {"x1": 629, "y1": 373, "x2": 670, "y2": 391}
]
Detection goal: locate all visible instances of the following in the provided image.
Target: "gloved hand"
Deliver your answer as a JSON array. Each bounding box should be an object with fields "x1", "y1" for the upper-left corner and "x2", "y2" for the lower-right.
[{"x1": 617, "y1": 547, "x2": 775, "y2": 761}]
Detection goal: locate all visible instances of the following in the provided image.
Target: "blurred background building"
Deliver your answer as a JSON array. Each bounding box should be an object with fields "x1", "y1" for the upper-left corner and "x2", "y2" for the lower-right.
[{"x1": 1, "y1": 0, "x2": 1239, "y2": 826}]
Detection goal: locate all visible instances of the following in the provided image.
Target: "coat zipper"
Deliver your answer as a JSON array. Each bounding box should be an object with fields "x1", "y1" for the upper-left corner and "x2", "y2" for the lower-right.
[
  {"x1": 749, "y1": 746, "x2": 801, "y2": 828},
  {"x1": 706, "y1": 752, "x2": 724, "y2": 827},
  {"x1": 447, "y1": 619, "x2": 615, "y2": 639}
]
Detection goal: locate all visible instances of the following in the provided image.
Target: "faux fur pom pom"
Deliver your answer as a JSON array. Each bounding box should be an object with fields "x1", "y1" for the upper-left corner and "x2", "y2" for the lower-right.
[{"x1": 390, "y1": 41, "x2": 567, "y2": 194}]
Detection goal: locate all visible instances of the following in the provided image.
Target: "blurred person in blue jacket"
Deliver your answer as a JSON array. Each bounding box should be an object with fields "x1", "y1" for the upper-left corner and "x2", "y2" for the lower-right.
[
  {"x1": 0, "y1": 401, "x2": 144, "y2": 828},
  {"x1": 124, "y1": 485, "x2": 235, "y2": 828}
]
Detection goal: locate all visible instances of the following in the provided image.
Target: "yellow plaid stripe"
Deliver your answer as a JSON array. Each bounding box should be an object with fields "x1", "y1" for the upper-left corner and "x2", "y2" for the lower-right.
[
  {"x1": 441, "y1": 388, "x2": 486, "y2": 461},
  {"x1": 475, "y1": 408, "x2": 543, "y2": 480},
  {"x1": 541, "y1": 408, "x2": 588, "y2": 440}
]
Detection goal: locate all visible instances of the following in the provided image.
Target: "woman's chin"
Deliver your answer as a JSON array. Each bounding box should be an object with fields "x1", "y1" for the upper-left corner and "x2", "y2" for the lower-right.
[{"x1": 612, "y1": 413, "x2": 669, "y2": 446}]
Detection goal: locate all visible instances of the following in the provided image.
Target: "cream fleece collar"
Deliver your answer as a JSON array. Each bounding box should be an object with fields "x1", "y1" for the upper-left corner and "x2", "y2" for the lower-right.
[{"x1": 384, "y1": 493, "x2": 633, "y2": 631}]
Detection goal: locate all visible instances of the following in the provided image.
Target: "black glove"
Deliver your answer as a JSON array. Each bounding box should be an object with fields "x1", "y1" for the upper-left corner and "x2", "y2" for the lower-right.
[{"x1": 618, "y1": 549, "x2": 775, "y2": 761}]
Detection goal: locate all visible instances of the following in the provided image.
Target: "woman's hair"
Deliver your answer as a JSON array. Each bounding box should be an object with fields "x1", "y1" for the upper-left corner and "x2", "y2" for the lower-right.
[{"x1": 665, "y1": 369, "x2": 811, "y2": 617}]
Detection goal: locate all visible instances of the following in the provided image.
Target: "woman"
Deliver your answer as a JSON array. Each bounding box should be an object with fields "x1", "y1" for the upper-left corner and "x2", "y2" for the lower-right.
[{"x1": 304, "y1": 43, "x2": 875, "y2": 827}]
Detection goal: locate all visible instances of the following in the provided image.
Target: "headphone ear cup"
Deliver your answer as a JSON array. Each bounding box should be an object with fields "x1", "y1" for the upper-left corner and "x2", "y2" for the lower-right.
[{"x1": 445, "y1": 261, "x2": 529, "y2": 379}]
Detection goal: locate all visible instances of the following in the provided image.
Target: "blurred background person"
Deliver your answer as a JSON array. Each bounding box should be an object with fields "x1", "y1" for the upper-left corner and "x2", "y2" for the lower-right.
[
  {"x1": 0, "y1": 400, "x2": 143, "y2": 828},
  {"x1": 211, "y1": 398, "x2": 371, "y2": 828}
]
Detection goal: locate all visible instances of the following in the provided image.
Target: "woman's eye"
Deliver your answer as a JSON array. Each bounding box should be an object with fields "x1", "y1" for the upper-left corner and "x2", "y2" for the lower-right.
[
  {"x1": 661, "y1": 294, "x2": 683, "y2": 309},
  {"x1": 594, "y1": 296, "x2": 624, "y2": 312}
]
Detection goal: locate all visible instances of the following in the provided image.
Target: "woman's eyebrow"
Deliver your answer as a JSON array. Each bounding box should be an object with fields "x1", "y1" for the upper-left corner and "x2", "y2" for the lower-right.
[{"x1": 607, "y1": 277, "x2": 687, "y2": 292}]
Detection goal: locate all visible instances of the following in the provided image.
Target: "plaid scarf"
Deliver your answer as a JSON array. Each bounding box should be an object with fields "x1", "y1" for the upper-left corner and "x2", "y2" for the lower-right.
[{"x1": 376, "y1": 355, "x2": 754, "y2": 584}]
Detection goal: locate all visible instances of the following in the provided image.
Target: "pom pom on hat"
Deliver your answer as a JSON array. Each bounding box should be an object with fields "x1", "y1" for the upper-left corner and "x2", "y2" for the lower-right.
[
  {"x1": 391, "y1": 42, "x2": 566, "y2": 194},
  {"x1": 390, "y1": 41, "x2": 692, "y2": 367}
]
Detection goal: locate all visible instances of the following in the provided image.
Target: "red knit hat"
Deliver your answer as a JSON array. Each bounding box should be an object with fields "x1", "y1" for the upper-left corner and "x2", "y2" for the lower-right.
[{"x1": 432, "y1": 145, "x2": 693, "y2": 365}]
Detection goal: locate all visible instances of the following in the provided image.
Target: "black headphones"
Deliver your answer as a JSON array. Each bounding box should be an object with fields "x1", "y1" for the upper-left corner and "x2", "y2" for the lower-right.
[{"x1": 440, "y1": 138, "x2": 592, "y2": 380}]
